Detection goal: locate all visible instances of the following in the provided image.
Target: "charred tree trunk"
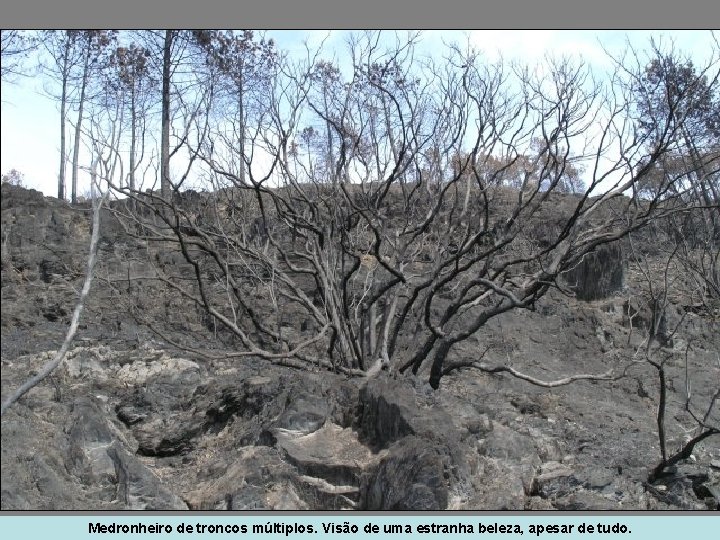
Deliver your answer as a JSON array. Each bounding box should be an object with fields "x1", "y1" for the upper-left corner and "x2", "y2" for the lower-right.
[
  {"x1": 160, "y1": 30, "x2": 173, "y2": 198},
  {"x1": 71, "y1": 49, "x2": 90, "y2": 204}
]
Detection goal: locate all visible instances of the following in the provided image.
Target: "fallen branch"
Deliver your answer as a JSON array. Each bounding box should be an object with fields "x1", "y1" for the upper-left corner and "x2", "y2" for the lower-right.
[
  {"x1": 468, "y1": 362, "x2": 620, "y2": 388},
  {"x1": 1, "y1": 193, "x2": 107, "y2": 417}
]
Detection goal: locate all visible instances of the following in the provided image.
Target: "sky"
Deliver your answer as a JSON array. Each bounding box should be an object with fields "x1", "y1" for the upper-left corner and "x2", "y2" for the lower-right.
[{"x1": 1, "y1": 30, "x2": 717, "y2": 197}]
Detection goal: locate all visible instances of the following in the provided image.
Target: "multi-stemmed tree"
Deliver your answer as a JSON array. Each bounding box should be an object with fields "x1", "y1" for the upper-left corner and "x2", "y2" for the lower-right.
[
  {"x1": 3, "y1": 37, "x2": 718, "y2": 495},
  {"x1": 97, "y1": 33, "x2": 719, "y2": 393}
]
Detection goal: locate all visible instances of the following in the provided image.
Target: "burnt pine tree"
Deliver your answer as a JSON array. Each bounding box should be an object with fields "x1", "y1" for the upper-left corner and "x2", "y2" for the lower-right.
[
  {"x1": 631, "y1": 45, "x2": 720, "y2": 302},
  {"x1": 42, "y1": 31, "x2": 117, "y2": 202},
  {"x1": 42, "y1": 31, "x2": 82, "y2": 201},
  {"x1": 70, "y1": 31, "x2": 117, "y2": 204},
  {"x1": 1, "y1": 30, "x2": 37, "y2": 82},
  {"x1": 105, "y1": 42, "x2": 157, "y2": 191}
]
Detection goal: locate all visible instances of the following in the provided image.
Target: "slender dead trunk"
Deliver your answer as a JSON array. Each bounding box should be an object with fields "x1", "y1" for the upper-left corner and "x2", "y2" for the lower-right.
[
  {"x1": 58, "y1": 46, "x2": 69, "y2": 200},
  {"x1": 1, "y1": 189, "x2": 107, "y2": 417},
  {"x1": 237, "y1": 78, "x2": 246, "y2": 185},
  {"x1": 368, "y1": 303, "x2": 377, "y2": 360},
  {"x1": 381, "y1": 93, "x2": 399, "y2": 167},
  {"x1": 323, "y1": 83, "x2": 336, "y2": 185},
  {"x1": 160, "y1": 30, "x2": 173, "y2": 198},
  {"x1": 129, "y1": 85, "x2": 137, "y2": 191},
  {"x1": 71, "y1": 49, "x2": 90, "y2": 204}
]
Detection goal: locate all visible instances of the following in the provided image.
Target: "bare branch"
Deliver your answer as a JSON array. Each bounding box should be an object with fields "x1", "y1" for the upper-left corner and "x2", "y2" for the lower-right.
[
  {"x1": 465, "y1": 361, "x2": 619, "y2": 388},
  {"x1": 1, "y1": 192, "x2": 107, "y2": 416}
]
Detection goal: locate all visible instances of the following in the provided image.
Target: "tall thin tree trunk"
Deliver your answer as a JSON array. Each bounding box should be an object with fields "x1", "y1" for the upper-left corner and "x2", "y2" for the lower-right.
[
  {"x1": 381, "y1": 93, "x2": 402, "y2": 184},
  {"x1": 323, "y1": 85, "x2": 335, "y2": 185},
  {"x1": 129, "y1": 86, "x2": 137, "y2": 191},
  {"x1": 368, "y1": 303, "x2": 377, "y2": 360},
  {"x1": 58, "y1": 47, "x2": 69, "y2": 200},
  {"x1": 160, "y1": 30, "x2": 173, "y2": 198},
  {"x1": 237, "y1": 80, "x2": 246, "y2": 185},
  {"x1": 71, "y1": 50, "x2": 90, "y2": 204}
]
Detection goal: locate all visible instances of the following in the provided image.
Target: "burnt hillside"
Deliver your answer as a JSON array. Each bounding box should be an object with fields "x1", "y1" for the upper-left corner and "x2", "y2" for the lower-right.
[{"x1": 1, "y1": 183, "x2": 719, "y2": 510}]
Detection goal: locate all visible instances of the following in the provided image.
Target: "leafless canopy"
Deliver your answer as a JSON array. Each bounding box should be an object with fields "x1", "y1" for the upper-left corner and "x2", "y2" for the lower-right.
[{"x1": 93, "y1": 32, "x2": 719, "y2": 389}]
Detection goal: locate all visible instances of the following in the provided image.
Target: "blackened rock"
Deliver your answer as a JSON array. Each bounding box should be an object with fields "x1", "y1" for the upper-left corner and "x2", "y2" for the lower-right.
[
  {"x1": 562, "y1": 243, "x2": 624, "y2": 301},
  {"x1": 106, "y1": 442, "x2": 187, "y2": 509},
  {"x1": 357, "y1": 376, "x2": 454, "y2": 449},
  {"x1": 361, "y1": 436, "x2": 448, "y2": 510},
  {"x1": 356, "y1": 376, "x2": 472, "y2": 510}
]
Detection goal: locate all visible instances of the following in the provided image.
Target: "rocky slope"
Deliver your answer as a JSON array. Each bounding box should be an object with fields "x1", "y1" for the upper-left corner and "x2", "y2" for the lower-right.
[{"x1": 1, "y1": 183, "x2": 718, "y2": 510}]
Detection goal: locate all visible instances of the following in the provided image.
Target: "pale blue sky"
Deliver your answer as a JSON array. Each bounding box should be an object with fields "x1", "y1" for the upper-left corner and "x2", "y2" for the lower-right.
[{"x1": 1, "y1": 30, "x2": 716, "y2": 196}]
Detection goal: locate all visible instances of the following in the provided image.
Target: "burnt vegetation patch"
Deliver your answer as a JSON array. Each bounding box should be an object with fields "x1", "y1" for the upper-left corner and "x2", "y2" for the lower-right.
[{"x1": 1, "y1": 31, "x2": 719, "y2": 510}]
